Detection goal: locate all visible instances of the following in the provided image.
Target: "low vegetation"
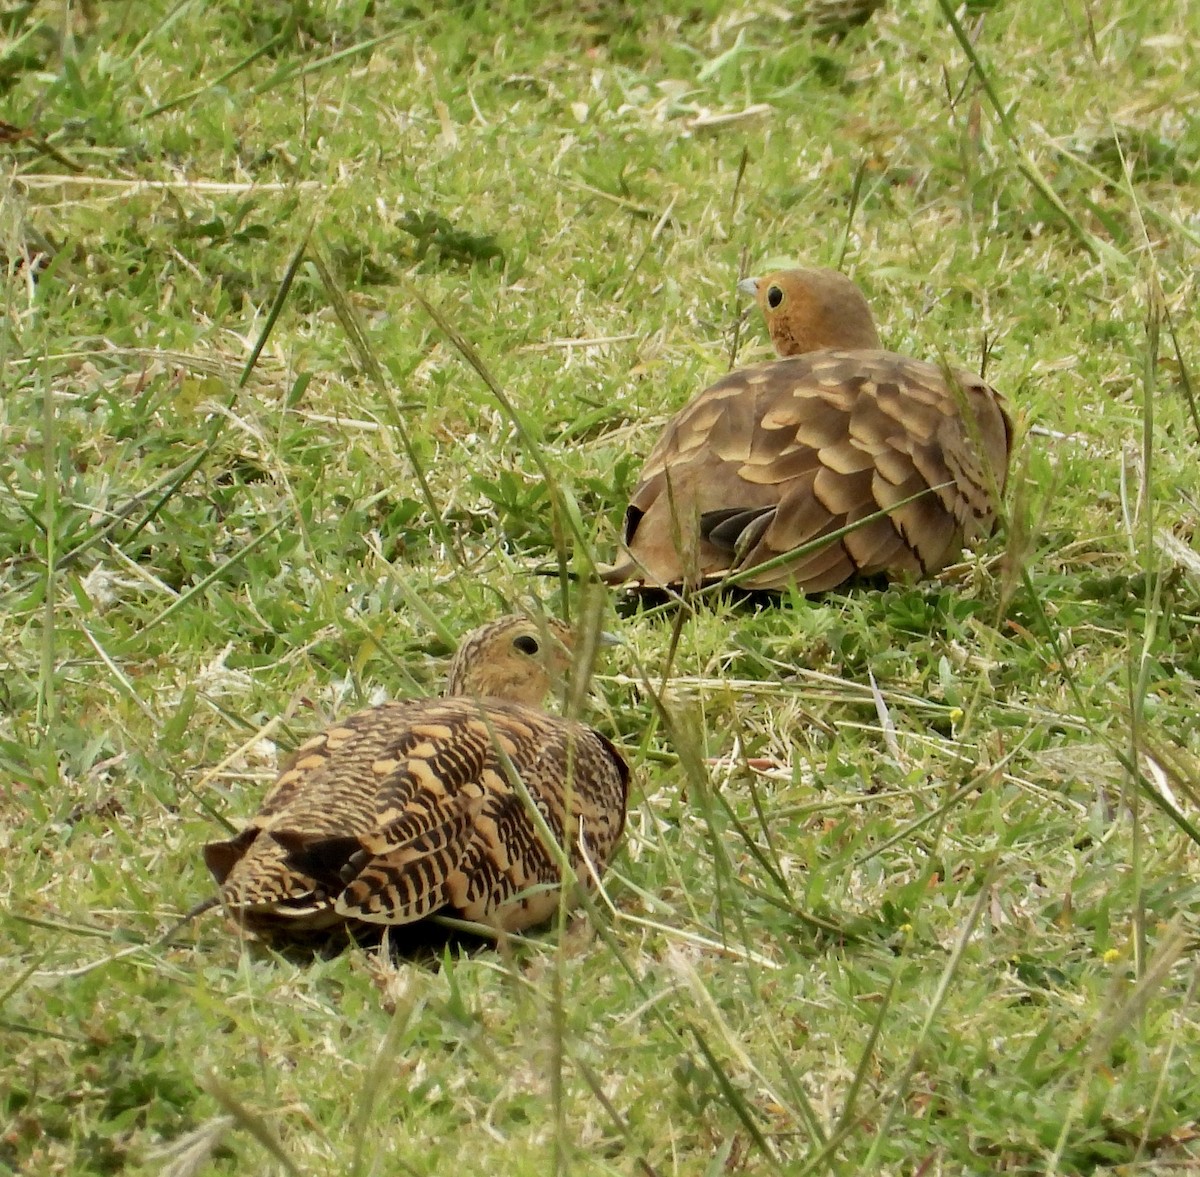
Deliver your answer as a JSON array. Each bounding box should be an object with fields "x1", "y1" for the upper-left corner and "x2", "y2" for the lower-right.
[{"x1": 1, "y1": 0, "x2": 1197, "y2": 1173}]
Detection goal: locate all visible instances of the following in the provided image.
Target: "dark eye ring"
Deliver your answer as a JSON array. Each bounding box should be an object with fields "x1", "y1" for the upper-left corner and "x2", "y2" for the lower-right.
[
  {"x1": 766, "y1": 285, "x2": 783, "y2": 309},
  {"x1": 513, "y1": 634, "x2": 540, "y2": 656}
]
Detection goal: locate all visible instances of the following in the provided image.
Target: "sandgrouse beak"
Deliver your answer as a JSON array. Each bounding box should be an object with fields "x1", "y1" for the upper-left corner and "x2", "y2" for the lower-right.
[{"x1": 737, "y1": 276, "x2": 761, "y2": 298}]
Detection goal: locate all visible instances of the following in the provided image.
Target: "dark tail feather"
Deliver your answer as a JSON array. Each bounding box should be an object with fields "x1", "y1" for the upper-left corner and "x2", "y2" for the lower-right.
[
  {"x1": 202, "y1": 827, "x2": 259, "y2": 884},
  {"x1": 273, "y1": 829, "x2": 366, "y2": 889}
]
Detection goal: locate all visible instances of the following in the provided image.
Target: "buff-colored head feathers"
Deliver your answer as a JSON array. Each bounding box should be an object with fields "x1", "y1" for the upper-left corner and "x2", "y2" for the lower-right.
[
  {"x1": 444, "y1": 615, "x2": 574, "y2": 704},
  {"x1": 738, "y1": 267, "x2": 882, "y2": 356}
]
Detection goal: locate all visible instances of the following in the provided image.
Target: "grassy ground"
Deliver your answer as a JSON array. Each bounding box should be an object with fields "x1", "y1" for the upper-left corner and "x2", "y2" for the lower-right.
[{"x1": 2, "y1": 0, "x2": 1199, "y2": 1173}]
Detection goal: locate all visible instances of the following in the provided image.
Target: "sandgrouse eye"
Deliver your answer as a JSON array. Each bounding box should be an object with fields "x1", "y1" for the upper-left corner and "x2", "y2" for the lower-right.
[
  {"x1": 202, "y1": 616, "x2": 629, "y2": 942},
  {"x1": 603, "y1": 266, "x2": 1012, "y2": 593}
]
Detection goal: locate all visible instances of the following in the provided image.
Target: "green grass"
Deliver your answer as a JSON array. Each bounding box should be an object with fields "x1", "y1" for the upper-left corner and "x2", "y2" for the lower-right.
[{"x1": 2, "y1": 0, "x2": 1199, "y2": 1172}]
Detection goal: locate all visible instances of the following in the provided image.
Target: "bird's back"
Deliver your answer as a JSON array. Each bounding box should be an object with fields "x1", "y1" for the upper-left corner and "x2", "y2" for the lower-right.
[
  {"x1": 617, "y1": 349, "x2": 1011, "y2": 591},
  {"x1": 204, "y1": 695, "x2": 629, "y2": 936}
]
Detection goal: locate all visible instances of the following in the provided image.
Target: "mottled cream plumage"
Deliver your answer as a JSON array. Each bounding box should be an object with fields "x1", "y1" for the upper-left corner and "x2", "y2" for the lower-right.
[
  {"x1": 605, "y1": 267, "x2": 1012, "y2": 592},
  {"x1": 204, "y1": 616, "x2": 629, "y2": 940}
]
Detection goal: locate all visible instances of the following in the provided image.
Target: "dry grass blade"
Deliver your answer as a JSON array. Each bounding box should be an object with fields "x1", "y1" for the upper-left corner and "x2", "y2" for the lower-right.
[
  {"x1": 310, "y1": 247, "x2": 465, "y2": 573},
  {"x1": 1049, "y1": 924, "x2": 1193, "y2": 1170},
  {"x1": 147, "y1": 1117, "x2": 236, "y2": 1177},
  {"x1": 860, "y1": 872, "x2": 996, "y2": 1168},
  {"x1": 689, "y1": 1025, "x2": 784, "y2": 1173},
  {"x1": 201, "y1": 1074, "x2": 304, "y2": 1177},
  {"x1": 405, "y1": 280, "x2": 597, "y2": 605},
  {"x1": 935, "y1": 0, "x2": 1127, "y2": 271}
]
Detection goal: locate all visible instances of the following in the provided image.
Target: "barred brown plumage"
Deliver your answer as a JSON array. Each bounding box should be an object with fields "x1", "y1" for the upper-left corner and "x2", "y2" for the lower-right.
[
  {"x1": 802, "y1": 0, "x2": 887, "y2": 36},
  {"x1": 603, "y1": 267, "x2": 1012, "y2": 592},
  {"x1": 203, "y1": 616, "x2": 629, "y2": 941}
]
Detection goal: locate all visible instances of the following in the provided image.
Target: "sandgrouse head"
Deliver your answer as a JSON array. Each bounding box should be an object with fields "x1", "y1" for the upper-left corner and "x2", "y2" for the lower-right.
[
  {"x1": 443, "y1": 615, "x2": 575, "y2": 705},
  {"x1": 738, "y1": 267, "x2": 882, "y2": 356}
]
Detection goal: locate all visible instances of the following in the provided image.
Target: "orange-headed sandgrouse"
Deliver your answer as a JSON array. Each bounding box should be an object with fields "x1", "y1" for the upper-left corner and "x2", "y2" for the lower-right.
[{"x1": 605, "y1": 267, "x2": 1011, "y2": 592}]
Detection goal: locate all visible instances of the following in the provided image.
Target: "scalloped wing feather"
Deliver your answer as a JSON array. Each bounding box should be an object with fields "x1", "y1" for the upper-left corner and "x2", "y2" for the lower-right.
[
  {"x1": 205, "y1": 698, "x2": 629, "y2": 937},
  {"x1": 608, "y1": 350, "x2": 1011, "y2": 591}
]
